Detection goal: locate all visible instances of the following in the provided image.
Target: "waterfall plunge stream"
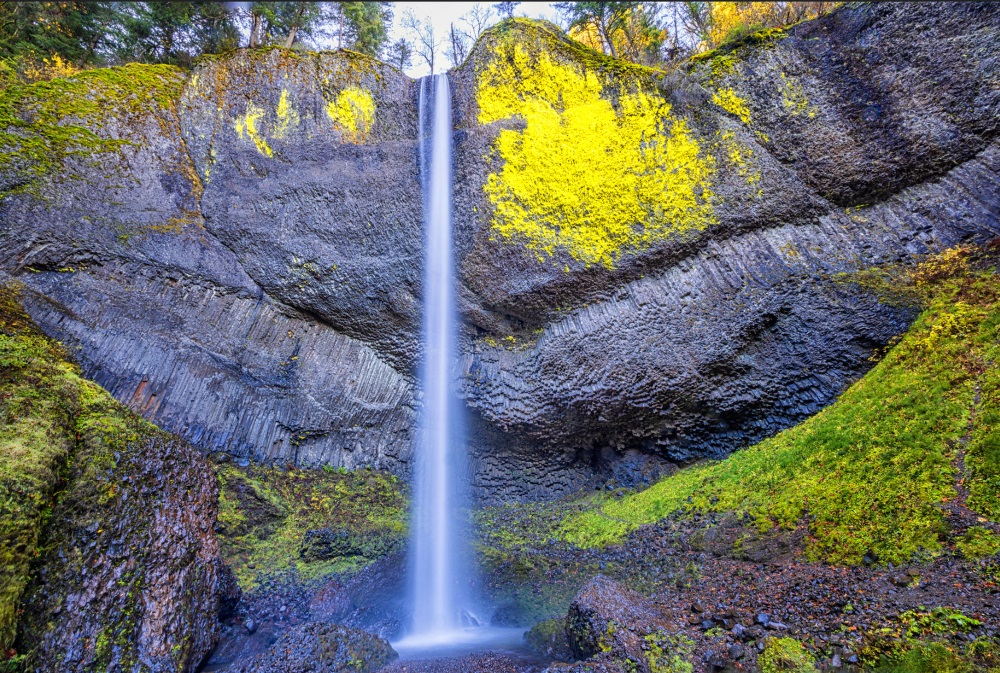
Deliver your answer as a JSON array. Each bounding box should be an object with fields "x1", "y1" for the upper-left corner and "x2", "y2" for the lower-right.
[
  {"x1": 411, "y1": 72, "x2": 465, "y2": 639},
  {"x1": 392, "y1": 74, "x2": 525, "y2": 659}
]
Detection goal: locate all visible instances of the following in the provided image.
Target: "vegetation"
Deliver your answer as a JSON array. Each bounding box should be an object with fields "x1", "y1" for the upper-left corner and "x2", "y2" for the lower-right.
[
  {"x1": 476, "y1": 22, "x2": 716, "y2": 268},
  {"x1": 861, "y1": 610, "x2": 1000, "y2": 673},
  {"x1": 553, "y1": 2, "x2": 838, "y2": 66},
  {"x1": 216, "y1": 462, "x2": 407, "y2": 590},
  {"x1": 759, "y1": 637, "x2": 817, "y2": 673},
  {"x1": 0, "y1": 285, "x2": 79, "y2": 652},
  {"x1": 0, "y1": 2, "x2": 393, "y2": 84},
  {"x1": 0, "y1": 62, "x2": 184, "y2": 196},
  {"x1": 0, "y1": 283, "x2": 200, "y2": 665},
  {"x1": 560, "y1": 247, "x2": 1000, "y2": 565}
]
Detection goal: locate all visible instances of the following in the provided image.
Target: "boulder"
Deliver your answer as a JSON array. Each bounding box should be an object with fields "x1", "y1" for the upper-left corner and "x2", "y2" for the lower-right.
[
  {"x1": 229, "y1": 623, "x2": 397, "y2": 673},
  {"x1": 17, "y1": 424, "x2": 221, "y2": 672},
  {"x1": 565, "y1": 575, "x2": 669, "y2": 671},
  {"x1": 525, "y1": 617, "x2": 574, "y2": 661}
]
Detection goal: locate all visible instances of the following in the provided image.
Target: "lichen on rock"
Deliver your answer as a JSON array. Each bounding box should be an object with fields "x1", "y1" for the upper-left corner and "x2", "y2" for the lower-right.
[{"x1": 476, "y1": 40, "x2": 717, "y2": 268}]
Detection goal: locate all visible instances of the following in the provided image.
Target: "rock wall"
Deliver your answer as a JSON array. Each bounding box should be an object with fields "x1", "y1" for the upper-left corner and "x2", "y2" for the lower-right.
[{"x1": 1, "y1": 2, "x2": 999, "y2": 501}]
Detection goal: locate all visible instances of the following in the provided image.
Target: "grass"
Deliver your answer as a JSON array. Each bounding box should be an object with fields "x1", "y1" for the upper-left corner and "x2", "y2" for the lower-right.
[
  {"x1": 560, "y1": 247, "x2": 1000, "y2": 566},
  {"x1": 216, "y1": 461, "x2": 407, "y2": 590}
]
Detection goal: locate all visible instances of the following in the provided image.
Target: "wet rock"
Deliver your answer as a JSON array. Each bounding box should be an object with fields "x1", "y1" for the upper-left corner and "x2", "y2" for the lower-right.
[
  {"x1": 565, "y1": 575, "x2": 668, "y2": 671},
  {"x1": 229, "y1": 623, "x2": 397, "y2": 673},
  {"x1": 246, "y1": 619, "x2": 257, "y2": 635},
  {"x1": 218, "y1": 561, "x2": 243, "y2": 620},
  {"x1": 732, "y1": 623, "x2": 751, "y2": 641},
  {"x1": 525, "y1": 618, "x2": 574, "y2": 661}
]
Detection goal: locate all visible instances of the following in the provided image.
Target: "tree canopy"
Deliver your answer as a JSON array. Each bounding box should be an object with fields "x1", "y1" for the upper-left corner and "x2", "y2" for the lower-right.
[{"x1": 0, "y1": 1, "x2": 393, "y2": 76}]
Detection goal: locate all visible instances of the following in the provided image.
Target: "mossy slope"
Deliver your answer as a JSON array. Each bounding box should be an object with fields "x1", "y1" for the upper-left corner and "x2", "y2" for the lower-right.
[
  {"x1": 561, "y1": 247, "x2": 1000, "y2": 565},
  {"x1": 0, "y1": 63, "x2": 184, "y2": 197}
]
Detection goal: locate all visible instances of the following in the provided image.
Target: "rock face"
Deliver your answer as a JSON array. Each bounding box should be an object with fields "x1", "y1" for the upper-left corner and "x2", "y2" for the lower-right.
[
  {"x1": 2, "y1": 3, "x2": 999, "y2": 500},
  {"x1": 229, "y1": 622, "x2": 398, "y2": 673},
  {"x1": 17, "y1": 419, "x2": 222, "y2": 672},
  {"x1": 0, "y1": 287, "x2": 223, "y2": 672}
]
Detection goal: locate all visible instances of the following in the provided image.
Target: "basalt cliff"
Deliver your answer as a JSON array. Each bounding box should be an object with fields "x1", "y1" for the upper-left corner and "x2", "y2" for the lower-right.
[{"x1": 2, "y1": 2, "x2": 998, "y2": 502}]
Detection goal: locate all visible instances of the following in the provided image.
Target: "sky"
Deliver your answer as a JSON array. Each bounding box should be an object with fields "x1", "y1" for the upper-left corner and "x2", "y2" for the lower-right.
[{"x1": 387, "y1": 2, "x2": 564, "y2": 77}]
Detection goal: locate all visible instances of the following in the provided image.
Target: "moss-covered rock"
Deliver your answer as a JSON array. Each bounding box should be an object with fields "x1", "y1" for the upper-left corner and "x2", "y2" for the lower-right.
[
  {"x1": 215, "y1": 461, "x2": 406, "y2": 591},
  {"x1": 524, "y1": 617, "x2": 573, "y2": 661},
  {"x1": 559, "y1": 246, "x2": 1000, "y2": 566},
  {"x1": 0, "y1": 283, "x2": 222, "y2": 672}
]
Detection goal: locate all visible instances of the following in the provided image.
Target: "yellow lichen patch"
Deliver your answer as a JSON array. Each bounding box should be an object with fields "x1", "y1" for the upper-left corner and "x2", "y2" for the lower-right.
[
  {"x1": 716, "y1": 129, "x2": 761, "y2": 187},
  {"x1": 712, "y1": 88, "x2": 751, "y2": 124},
  {"x1": 234, "y1": 101, "x2": 272, "y2": 157},
  {"x1": 780, "y1": 72, "x2": 817, "y2": 118},
  {"x1": 273, "y1": 88, "x2": 300, "y2": 139},
  {"x1": 325, "y1": 87, "x2": 375, "y2": 144},
  {"x1": 477, "y1": 44, "x2": 717, "y2": 268}
]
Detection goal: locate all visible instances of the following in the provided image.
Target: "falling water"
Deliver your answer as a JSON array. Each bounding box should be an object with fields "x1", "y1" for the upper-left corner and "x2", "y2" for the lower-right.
[
  {"x1": 409, "y1": 73, "x2": 466, "y2": 640},
  {"x1": 394, "y1": 74, "x2": 526, "y2": 661}
]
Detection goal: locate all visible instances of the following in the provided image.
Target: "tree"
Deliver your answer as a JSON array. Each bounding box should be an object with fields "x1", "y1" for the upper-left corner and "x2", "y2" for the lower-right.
[
  {"x1": 462, "y1": 3, "x2": 497, "y2": 42},
  {"x1": 0, "y1": 1, "x2": 117, "y2": 66},
  {"x1": 386, "y1": 37, "x2": 412, "y2": 71},
  {"x1": 555, "y1": 1, "x2": 640, "y2": 59},
  {"x1": 494, "y1": 2, "x2": 520, "y2": 19},
  {"x1": 402, "y1": 10, "x2": 440, "y2": 74},
  {"x1": 340, "y1": 1, "x2": 392, "y2": 57},
  {"x1": 447, "y1": 23, "x2": 469, "y2": 67}
]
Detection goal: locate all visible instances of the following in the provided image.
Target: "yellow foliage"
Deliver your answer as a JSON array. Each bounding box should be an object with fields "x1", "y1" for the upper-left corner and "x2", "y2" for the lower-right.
[
  {"x1": 326, "y1": 87, "x2": 375, "y2": 144},
  {"x1": 709, "y1": 2, "x2": 785, "y2": 47},
  {"x1": 273, "y1": 88, "x2": 300, "y2": 139},
  {"x1": 20, "y1": 54, "x2": 79, "y2": 83},
  {"x1": 717, "y1": 129, "x2": 760, "y2": 186},
  {"x1": 234, "y1": 101, "x2": 273, "y2": 157},
  {"x1": 711, "y1": 88, "x2": 751, "y2": 124},
  {"x1": 477, "y1": 44, "x2": 717, "y2": 268}
]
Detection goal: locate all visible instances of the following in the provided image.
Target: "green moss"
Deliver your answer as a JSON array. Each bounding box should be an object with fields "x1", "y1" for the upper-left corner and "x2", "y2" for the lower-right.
[
  {"x1": 476, "y1": 31, "x2": 716, "y2": 268},
  {"x1": 690, "y1": 26, "x2": 788, "y2": 65},
  {"x1": 216, "y1": 462, "x2": 407, "y2": 590},
  {"x1": 759, "y1": 637, "x2": 817, "y2": 673},
  {"x1": 645, "y1": 630, "x2": 695, "y2": 673},
  {"x1": 0, "y1": 63, "x2": 184, "y2": 197},
  {"x1": 956, "y1": 527, "x2": 1000, "y2": 560},
  {"x1": 967, "y1": 305, "x2": 1000, "y2": 520},
  {"x1": 560, "y1": 247, "x2": 1000, "y2": 565},
  {"x1": 862, "y1": 617, "x2": 1000, "y2": 672},
  {"x1": 0, "y1": 284, "x2": 81, "y2": 652},
  {"x1": 480, "y1": 18, "x2": 657, "y2": 81}
]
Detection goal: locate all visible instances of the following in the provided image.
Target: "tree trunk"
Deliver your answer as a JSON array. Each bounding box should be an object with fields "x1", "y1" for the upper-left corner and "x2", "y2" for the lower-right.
[
  {"x1": 284, "y1": 25, "x2": 298, "y2": 49},
  {"x1": 250, "y1": 12, "x2": 263, "y2": 48}
]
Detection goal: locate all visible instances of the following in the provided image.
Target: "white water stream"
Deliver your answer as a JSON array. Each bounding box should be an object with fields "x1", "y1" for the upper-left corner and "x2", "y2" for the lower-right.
[{"x1": 393, "y1": 73, "x2": 527, "y2": 660}]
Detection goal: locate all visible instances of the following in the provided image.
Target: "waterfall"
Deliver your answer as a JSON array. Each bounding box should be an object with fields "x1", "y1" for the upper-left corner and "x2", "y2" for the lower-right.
[{"x1": 409, "y1": 72, "x2": 467, "y2": 640}]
